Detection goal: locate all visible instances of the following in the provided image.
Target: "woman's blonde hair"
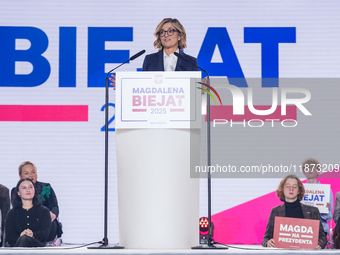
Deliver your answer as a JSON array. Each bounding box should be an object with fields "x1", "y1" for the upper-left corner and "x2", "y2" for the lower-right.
[
  {"x1": 153, "y1": 18, "x2": 187, "y2": 51},
  {"x1": 18, "y1": 161, "x2": 37, "y2": 176}
]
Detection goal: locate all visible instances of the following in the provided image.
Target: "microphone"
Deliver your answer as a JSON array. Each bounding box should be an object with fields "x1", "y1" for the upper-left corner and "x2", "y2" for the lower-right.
[
  {"x1": 174, "y1": 52, "x2": 222, "y2": 105},
  {"x1": 174, "y1": 51, "x2": 209, "y2": 80},
  {"x1": 102, "y1": 49, "x2": 146, "y2": 249},
  {"x1": 130, "y1": 49, "x2": 146, "y2": 61},
  {"x1": 174, "y1": 51, "x2": 216, "y2": 97},
  {"x1": 107, "y1": 49, "x2": 146, "y2": 75}
]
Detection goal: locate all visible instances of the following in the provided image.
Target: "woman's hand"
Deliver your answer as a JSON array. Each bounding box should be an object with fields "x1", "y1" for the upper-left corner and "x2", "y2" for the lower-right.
[
  {"x1": 20, "y1": 230, "x2": 27, "y2": 237},
  {"x1": 20, "y1": 229, "x2": 33, "y2": 237},
  {"x1": 25, "y1": 229, "x2": 34, "y2": 237},
  {"x1": 109, "y1": 74, "x2": 116, "y2": 90},
  {"x1": 266, "y1": 239, "x2": 276, "y2": 248},
  {"x1": 315, "y1": 245, "x2": 321, "y2": 250},
  {"x1": 326, "y1": 202, "x2": 331, "y2": 211},
  {"x1": 50, "y1": 211, "x2": 57, "y2": 222},
  {"x1": 201, "y1": 77, "x2": 207, "y2": 92}
]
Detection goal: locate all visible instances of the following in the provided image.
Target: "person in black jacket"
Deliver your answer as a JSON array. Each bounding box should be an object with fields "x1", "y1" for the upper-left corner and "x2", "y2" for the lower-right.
[
  {"x1": 5, "y1": 178, "x2": 51, "y2": 247},
  {"x1": 11, "y1": 161, "x2": 62, "y2": 242},
  {"x1": 262, "y1": 174, "x2": 327, "y2": 249},
  {"x1": 0, "y1": 184, "x2": 10, "y2": 246}
]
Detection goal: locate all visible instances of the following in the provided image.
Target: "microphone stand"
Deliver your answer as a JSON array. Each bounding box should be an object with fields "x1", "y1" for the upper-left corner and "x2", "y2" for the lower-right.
[
  {"x1": 191, "y1": 73, "x2": 227, "y2": 249},
  {"x1": 89, "y1": 50, "x2": 145, "y2": 249},
  {"x1": 173, "y1": 52, "x2": 228, "y2": 249}
]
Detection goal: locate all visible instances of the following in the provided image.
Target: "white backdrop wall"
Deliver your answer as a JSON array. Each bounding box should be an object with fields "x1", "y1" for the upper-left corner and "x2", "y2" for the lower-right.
[{"x1": 0, "y1": 0, "x2": 339, "y2": 244}]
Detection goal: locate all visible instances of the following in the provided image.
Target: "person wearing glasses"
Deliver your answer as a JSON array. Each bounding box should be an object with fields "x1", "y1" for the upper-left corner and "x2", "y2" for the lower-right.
[
  {"x1": 142, "y1": 18, "x2": 199, "y2": 72},
  {"x1": 262, "y1": 174, "x2": 327, "y2": 249}
]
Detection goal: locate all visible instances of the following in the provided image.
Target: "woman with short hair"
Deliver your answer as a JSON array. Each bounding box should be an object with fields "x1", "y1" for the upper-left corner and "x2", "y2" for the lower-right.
[{"x1": 142, "y1": 18, "x2": 199, "y2": 72}]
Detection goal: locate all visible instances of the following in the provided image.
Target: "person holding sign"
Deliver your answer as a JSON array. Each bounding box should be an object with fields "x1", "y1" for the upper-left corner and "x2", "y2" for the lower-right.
[
  {"x1": 301, "y1": 158, "x2": 333, "y2": 237},
  {"x1": 262, "y1": 174, "x2": 327, "y2": 249}
]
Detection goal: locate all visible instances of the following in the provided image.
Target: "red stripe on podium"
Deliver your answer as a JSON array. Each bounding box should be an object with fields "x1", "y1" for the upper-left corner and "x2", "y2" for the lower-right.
[{"x1": 132, "y1": 109, "x2": 147, "y2": 112}]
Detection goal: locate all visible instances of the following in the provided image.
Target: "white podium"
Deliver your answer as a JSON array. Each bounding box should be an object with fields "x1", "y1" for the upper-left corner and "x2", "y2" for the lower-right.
[{"x1": 115, "y1": 71, "x2": 201, "y2": 249}]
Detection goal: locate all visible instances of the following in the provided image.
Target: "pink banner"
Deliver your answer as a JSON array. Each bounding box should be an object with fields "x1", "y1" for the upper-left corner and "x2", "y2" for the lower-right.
[{"x1": 205, "y1": 105, "x2": 297, "y2": 121}]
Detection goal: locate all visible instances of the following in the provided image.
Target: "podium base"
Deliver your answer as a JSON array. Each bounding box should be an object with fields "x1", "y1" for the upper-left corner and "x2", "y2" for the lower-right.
[
  {"x1": 88, "y1": 245, "x2": 124, "y2": 249},
  {"x1": 192, "y1": 244, "x2": 229, "y2": 249}
]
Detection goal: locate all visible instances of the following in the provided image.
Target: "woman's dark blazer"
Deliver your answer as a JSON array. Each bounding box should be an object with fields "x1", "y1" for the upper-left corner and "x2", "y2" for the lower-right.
[{"x1": 142, "y1": 50, "x2": 199, "y2": 72}]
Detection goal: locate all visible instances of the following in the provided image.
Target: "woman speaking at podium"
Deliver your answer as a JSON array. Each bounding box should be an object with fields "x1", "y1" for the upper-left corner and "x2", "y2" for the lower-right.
[{"x1": 142, "y1": 18, "x2": 199, "y2": 72}]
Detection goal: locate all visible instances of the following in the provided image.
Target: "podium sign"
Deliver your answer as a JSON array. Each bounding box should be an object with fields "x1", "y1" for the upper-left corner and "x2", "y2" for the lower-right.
[
  {"x1": 301, "y1": 183, "x2": 330, "y2": 214},
  {"x1": 116, "y1": 71, "x2": 201, "y2": 129},
  {"x1": 273, "y1": 216, "x2": 319, "y2": 249},
  {"x1": 115, "y1": 71, "x2": 201, "y2": 249}
]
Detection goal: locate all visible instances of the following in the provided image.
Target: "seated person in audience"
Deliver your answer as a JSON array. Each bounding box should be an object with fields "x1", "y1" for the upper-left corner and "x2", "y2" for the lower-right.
[
  {"x1": 301, "y1": 158, "x2": 333, "y2": 237},
  {"x1": 334, "y1": 192, "x2": 340, "y2": 224},
  {"x1": 5, "y1": 178, "x2": 51, "y2": 247},
  {"x1": 333, "y1": 192, "x2": 340, "y2": 249},
  {"x1": 262, "y1": 174, "x2": 327, "y2": 249},
  {"x1": 11, "y1": 161, "x2": 62, "y2": 242},
  {"x1": 0, "y1": 184, "x2": 10, "y2": 246}
]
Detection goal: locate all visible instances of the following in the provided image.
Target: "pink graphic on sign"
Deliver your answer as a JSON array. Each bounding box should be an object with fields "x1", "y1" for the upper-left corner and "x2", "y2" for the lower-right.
[{"x1": 211, "y1": 171, "x2": 340, "y2": 244}]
